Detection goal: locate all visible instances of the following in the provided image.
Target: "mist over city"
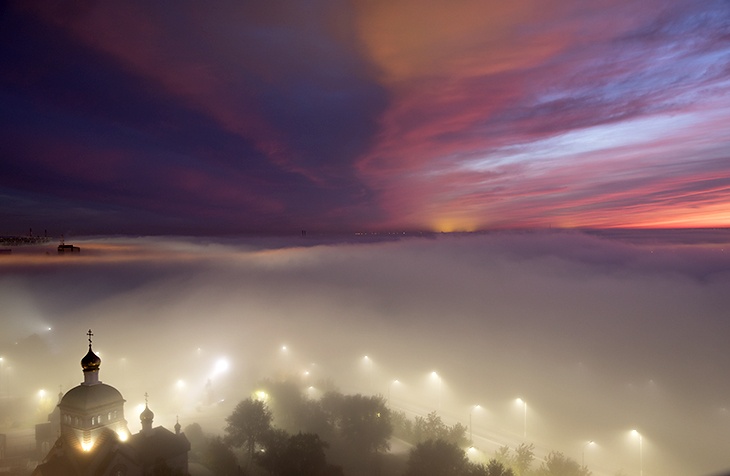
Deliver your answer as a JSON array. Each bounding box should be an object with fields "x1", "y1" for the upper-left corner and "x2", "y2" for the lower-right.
[
  {"x1": 2, "y1": 231, "x2": 729, "y2": 475},
  {"x1": 2, "y1": 1, "x2": 730, "y2": 475}
]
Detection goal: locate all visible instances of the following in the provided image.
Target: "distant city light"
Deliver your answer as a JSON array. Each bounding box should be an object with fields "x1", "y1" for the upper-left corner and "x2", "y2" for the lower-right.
[{"x1": 212, "y1": 358, "x2": 230, "y2": 376}]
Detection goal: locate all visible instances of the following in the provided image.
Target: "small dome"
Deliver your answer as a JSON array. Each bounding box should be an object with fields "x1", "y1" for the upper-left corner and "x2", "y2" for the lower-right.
[
  {"x1": 81, "y1": 346, "x2": 101, "y2": 372},
  {"x1": 140, "y1": 404, "x2": 154, "y2": 422}
]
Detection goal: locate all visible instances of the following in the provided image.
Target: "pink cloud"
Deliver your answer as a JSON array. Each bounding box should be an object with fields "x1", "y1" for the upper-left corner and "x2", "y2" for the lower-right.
[{"x1": 354, "y1": 0, "x2": 730, "y2": 230}]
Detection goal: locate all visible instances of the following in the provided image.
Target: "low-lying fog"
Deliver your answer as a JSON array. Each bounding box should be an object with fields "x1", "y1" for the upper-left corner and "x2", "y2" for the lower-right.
[{"x1": 2, "y1": 230, "x2": 729, "y2": 475}]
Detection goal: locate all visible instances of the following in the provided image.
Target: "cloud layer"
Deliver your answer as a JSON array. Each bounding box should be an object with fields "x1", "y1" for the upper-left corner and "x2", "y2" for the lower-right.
[
  {"x1": 1, "y1": 1, "x2": 729, "y2": 234},
  {"x1": 2, "y1": 231, "x2": 730, "y2": 475}
]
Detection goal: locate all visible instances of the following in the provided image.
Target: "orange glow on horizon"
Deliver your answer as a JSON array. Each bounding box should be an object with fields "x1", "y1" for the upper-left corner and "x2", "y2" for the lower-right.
[{"x1": 430, "y1": 218, "x2": 479, "y2": 233}]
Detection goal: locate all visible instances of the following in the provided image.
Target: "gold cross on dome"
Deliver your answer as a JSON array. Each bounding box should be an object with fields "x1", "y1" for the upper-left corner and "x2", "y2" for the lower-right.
[{"x1": 87, "y1": 329, "x2": 94, "y2": 347}]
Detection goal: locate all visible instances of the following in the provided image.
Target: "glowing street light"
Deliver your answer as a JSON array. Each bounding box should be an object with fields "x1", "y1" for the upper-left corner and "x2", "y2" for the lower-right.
[
  {"x1": 212, "y1": 358, "x2": 230, "y2": 377},
  {"x1": 469, "y1": 404, "x2": 481, "y2": 444},
  {"x1": 516, "y1": 398, "x2": 527, "y2": 440},
  {"x1": 631, "y1": 429, "x2": 643, "y2": 476},
  {"x1": 582, "y1": 440, "x2": 595, "y2": 467},
  {"x1": 388, "y1": 379, "x2": 400, "y2": 405},
  {"x1": 363, "y1": 356, "x2": 373, "y2": 393},
  {"x1": 431, "y1": 371, "x2": 442, "y2": 410}
]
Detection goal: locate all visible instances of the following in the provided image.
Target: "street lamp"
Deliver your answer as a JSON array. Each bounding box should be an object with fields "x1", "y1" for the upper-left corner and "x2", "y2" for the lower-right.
[
  {"x1": 469, "y1": 404, "x2": 480, "y2": 444},
  {"x1": 388, "y1": 379, "x2": 400, "y2": 405},
  {"x1": 363, "y1": 356, "x2": 373, "y2": 394},
  {"x1": 516, "y1": 398, "x2": 527, "y2": 440},
  {"x1": 582, "y1": 440, "x2": 595, "y2": 467},
  {"x1": 431, "y1": 372, "x2": 442, "y2": 410},
  {"x1": 631, "y1": 430, "x2": 643, "y2": 476}
]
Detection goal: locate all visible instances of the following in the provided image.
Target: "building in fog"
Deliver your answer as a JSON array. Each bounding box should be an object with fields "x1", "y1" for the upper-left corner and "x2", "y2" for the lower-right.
[
  {"x1": 35, "y1": 391, "x2": 63, "y2": 459},
  {"x1": 33, "y1": 331, "x2": 190, "y2": 476}
]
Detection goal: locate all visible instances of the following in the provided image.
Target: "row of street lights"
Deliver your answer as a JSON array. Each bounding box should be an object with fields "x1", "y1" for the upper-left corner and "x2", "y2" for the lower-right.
[{"x1": 291, "y1": 348, "x2": 647, "y2": 475}]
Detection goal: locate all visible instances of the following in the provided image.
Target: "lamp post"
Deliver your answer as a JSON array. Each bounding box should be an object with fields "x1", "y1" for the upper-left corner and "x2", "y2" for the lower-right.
[
  {"x1": 469, "y1": 404, "x2": 480, "y2": 444},
  {"x1": 631, "y1": 430, "x2": 643, "y2": 476},
  {"x1": 516, "y1": 398, "x2": 527, "y2": 440},
  {"x1": 431, "y1": 372, "x2": 441, "y2": 410},
  {"x1": 582, "y1": 440, "x2": 595, "y2": 467},
  {"x1": 388, "y1": 379, "x2": 399, "y2": 406},
  {"x1": 363, "y1": 356, "x2": 373, "y2": 394}
]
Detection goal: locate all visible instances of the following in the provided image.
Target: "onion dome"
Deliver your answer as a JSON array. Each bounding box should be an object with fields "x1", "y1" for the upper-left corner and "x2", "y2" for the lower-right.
[
  {"x1": 81, "y1": 346, "x2": 101, "y2": 372},
  {"x1": 140, "y1": 404, "x2": 154, "y2": 423},
  {"x1": 81, "y1": 329, "x2": 101, "y2": 373}
]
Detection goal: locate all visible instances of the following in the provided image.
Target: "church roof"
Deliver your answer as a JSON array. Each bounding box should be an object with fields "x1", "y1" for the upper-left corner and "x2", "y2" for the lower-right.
[
  {"x1": 60, "y1": 382, "x2": 124, "y2": 412},
  {"x1": 127, "y1": 426, "x2": 190, "y2": 464}
]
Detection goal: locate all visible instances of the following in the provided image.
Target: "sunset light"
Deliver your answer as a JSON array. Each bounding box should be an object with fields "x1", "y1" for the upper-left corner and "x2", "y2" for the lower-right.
[{"x1": 2, "y1": 2, "x2": 730, "y2": 475}]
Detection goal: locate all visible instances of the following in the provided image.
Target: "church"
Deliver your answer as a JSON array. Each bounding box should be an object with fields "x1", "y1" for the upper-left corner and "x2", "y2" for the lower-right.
[{"x1": 33, "y1": 330, "x2": 190, "y2": 476}]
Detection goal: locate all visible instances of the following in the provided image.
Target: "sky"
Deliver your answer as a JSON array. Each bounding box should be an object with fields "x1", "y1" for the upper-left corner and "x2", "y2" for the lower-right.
[
  {"x1": 1, "y1": 231, "x2": 730, "y2": 475},
  {"x1": 2, "y1": 1, "x2": 730, "y2": 235}
]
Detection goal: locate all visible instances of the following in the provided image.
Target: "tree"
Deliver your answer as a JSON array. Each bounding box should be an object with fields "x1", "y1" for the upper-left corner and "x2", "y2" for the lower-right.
[
  {"x1": 447, "y1": 422, "x2": 469, "y2": 448},
  {"x1": 337, "y1": 394, "x2": 392, "y2": 456},
  {"x1": 413, "y1": 412, "x2": 449, "y2": 444},
  {"x1": 298, "y1": 398, "x2": 333, "y2": 440},
  {"x1": 225, "y1": 398, "x2": 273, "y2": 459},
  {"x1": 320, "y1": 390, "x2": 345, "y2": 429},
  {"x1": 536, "y1": 451, "x2": 591, "y2": 476},
  {"x1": 467, "y1": 460, "x2": 515, "y2": 476},
  {"x1": 204, "y1": 436, "x2": 239, "y2": 476},
  {"x1": 257, "y1": 429, "x2": 339, "y2": 476},
  {"x1": 493, "y1": 446, "x2": 511, "y2": 466},
  {"x1": 410, "y1": 411, "x2": 467, "y2": 447},
  {"x1": 391, "y1": 409, "x2": 412, "y2": 440},
  {"x1": 484, "y1": 459, "x2": 515, "y2": 476},
  {"x1": 404, "y1": 439, "x2": 469, "y2": 476},
  {"x1": 256, "y1": 428, "x2": 290, "y2": 475},
  {"x1": 259, "y1": 379, "x2": 306, "y2": 432},
  {"x1": 281, "y1": 433, "x2": 329, "y2": 476},
  {"x1": 513, "y1": 443, "x2": 534, "y2": 476}
]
